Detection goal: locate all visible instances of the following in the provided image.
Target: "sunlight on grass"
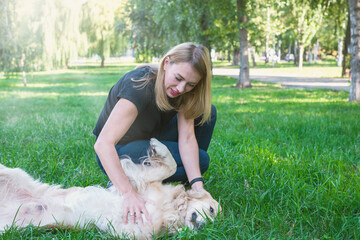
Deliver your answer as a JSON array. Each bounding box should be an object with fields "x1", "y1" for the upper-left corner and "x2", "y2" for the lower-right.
[
  {"x1": 31, "y1": 69, "x2": 90, "y2": 75},
  {"x1": 268, "y1": 97, "x2": 348, "y2": 103},
  {"x1": 214, "y1": 95, "x2": 248, "y2": 104},
  {"x1": 252, "y1": 82, "x2": 282, "y2": 88},
  {"x1": 250, "y1": 66, "x2": 343, "y2": 78},
  {"x1": 0, "y1": 91, "x2": 108, "y2": 98},
  {"x1": 213, "y1": 60, "x2": 344, "y2": 78},
  {"x1": 13, "y1": 83, "x2": 91, "y2": 88}
]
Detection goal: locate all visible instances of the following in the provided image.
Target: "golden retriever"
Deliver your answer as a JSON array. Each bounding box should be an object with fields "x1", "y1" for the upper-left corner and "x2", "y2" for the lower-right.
[{"x1": 0, "y1": 138, "x2": 220, "y2": 239}]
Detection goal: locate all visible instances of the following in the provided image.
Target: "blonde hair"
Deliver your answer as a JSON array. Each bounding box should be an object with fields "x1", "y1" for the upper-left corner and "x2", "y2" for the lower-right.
[{"x1": 136, "y1": 42, "x2": 212, "y2": 125}]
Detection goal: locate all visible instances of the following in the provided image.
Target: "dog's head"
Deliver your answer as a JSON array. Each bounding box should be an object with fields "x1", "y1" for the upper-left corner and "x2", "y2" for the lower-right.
[{"x1": 184, "y1": 189, "x2": 221, "y2": 230}]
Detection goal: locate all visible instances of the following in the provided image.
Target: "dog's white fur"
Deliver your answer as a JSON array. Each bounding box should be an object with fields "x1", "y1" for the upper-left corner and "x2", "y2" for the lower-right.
[{"x1": 0, "y1": 138, "x2": 220, "y2": 239}]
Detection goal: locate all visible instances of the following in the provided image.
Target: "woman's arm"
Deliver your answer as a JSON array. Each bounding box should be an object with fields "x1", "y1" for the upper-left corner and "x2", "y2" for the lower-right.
[
  {"x1": 94, "y1": 98, "x2": 151, "y2": 224},
  {"x1": 177, "y1": 111, "x2": 204, "y2": 190}
]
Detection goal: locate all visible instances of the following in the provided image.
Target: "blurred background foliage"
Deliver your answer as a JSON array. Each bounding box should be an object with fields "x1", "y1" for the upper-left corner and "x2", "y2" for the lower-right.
[{"x1": 0, "y1": 0, "x2": 348, "y2": 73}]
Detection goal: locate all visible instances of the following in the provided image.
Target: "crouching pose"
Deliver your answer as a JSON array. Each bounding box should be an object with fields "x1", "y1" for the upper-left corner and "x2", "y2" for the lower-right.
[
  {"x1": 0, "y1": 139, "x2": 220, "y2": 239},
  {"x1": 93, "y1": 42, "x2": 217, "y2": 225}
]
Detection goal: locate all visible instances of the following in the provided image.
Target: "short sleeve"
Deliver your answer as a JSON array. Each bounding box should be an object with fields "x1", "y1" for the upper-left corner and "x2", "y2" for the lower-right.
[{"x1": 116, "y1": 70, "x2": 154, "y2": 114}]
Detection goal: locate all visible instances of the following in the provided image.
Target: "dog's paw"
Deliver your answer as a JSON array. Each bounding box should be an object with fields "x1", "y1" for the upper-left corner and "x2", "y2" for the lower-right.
[{"x1": 150, "y1": 138, "x2": 170, "y2": 158}]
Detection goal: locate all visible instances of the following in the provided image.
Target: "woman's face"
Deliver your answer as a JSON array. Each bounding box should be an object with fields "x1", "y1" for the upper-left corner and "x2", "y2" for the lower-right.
[{"x1": 163, "y1": 57, "x2": 201, "y2": 98}]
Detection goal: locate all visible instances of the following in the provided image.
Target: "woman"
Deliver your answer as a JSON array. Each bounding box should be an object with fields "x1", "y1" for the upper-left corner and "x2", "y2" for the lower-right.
[{"x1": 93, "y1": 42, "x2": 217, "y2": 225}]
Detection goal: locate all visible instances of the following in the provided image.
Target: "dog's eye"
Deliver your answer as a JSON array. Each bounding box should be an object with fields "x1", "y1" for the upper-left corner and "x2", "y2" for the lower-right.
[{"x1": 210, "y1": 207, "x2": 214, "y2": 214}]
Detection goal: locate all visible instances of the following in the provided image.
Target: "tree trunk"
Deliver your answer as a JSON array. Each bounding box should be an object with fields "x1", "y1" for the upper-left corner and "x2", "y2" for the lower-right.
[
  {"x1": 232, "y1": 48, "x2": 240, "y2": 66},
  {"x1": 308, "y1": 46, "x2": 313, "y2": 64},
  {"x1": 265, "y1": 34, "x2": 270, "y2": 64},
  {"x1": 314, "y1": 40, "x2": 319, "y2": 64},
  {"x1": 299, "y1": 45, "x2": 304, "y2": 71},
  {"x1": 265, "y1": 7, "x2": 270, "y2": 64},
  {"x1": 100, "y1": 57, "x2": 105, "y2": 68},
  {"x1": 236, "y1": 0, "x2": 251, "y2": 88},
  {"x1": 237, "y1": 28, "x2": 251, "y2": 88},
  {"x1": 200, "y1": 11, "x2": 211, "y2": 53},
  {"x1": 288, "y1": 44, "x2": 292, "y2": 55},
  {"x1": 277, "y1": 40, "x2": 281, "y2": 63},
  {"x1": 99, "y1": 33, "x2": 105, "y2": 68},
  {"x1": 348, "y1": 0, "x2": 360, "y2": 102},
  {"x1": 342, "y1": 10, "x2": 351, "y2": 77},
  {"x1": 294, "y1": 41, "x2": 298, "y2": 65},
  {"x1": 338, "y1": 37, "x2": 344, "y2": 67},
  {"x1": 20, "y1": 53, "x2": 27, "y2": 86},
  {"x1": 250, "y1": 45, "x2": 257, "y2": 67},
  {"x1": 65, "y1": 57, "x2": 69, "y2": 69},
  {"x1": 272, "y1": 35, "x2": 276, "y2": 67}
]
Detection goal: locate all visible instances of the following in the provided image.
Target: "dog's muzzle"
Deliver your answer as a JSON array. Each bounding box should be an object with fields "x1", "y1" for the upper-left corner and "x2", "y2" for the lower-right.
[{"x1": 191, "y1": 212, "x2": 205, "y2": 230}]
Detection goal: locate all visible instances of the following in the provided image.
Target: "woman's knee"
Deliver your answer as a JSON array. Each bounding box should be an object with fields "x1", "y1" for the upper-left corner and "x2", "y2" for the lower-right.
[
  {"x1": 116, "y1": 140, "x2": 150, "y2": 164},
  {"x1": 210, "y1": 104, "x2": 217, "y2": 124},
  {"x1": 211, "y1": 104, "x2": 217, "y2": 121},
  {"x1": 95, "y1": 153, "x2": 108, "y2": 176},
  {"x1": 199, "y1": 150, "x2": 210, "y2": 174}
]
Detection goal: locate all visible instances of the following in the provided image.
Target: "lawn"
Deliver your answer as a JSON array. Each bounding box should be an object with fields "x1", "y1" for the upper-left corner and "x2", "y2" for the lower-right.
[{"x1": 0, "y1": 64, "x2": 360, "y2": 239}]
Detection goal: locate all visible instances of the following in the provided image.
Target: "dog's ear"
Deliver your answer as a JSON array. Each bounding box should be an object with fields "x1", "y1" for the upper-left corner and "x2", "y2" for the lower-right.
[
  {"x1": 172, "y1": 185, "x2": 188, "y2": 212},
  {"x1": 186, "y1": 189, "x2": 210, "y2": 200}
]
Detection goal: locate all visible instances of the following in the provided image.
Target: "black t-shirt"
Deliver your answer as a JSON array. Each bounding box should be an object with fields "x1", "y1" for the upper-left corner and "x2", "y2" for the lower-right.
[{"x1": 93, "y1": 67, "x2": 176, "y2": 145}]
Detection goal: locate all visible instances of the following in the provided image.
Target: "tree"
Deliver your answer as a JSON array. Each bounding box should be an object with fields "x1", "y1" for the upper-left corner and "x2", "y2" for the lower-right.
[
  {"x1": 38, "y1": 0, "x2": 85, "y2": 70},
  {"x1": 253, "y1": 1, "x2": 287, "y2": 65},
  {"x1": 348, "y1": 0, "x2": 360, "y2": 102},
  {"x1": 127, "y1": 0, "x2": 164, "y2": 62},
  {"x1": 53, "y1": 0, "x2": 85, "y2": 69},
  {"x1": 236, "y1": 0, "x2": 251, "y2": 88},
  {"x1": 0, "y1": 0, "x2": 44, "y2": 83},
  {"x1": 81, "y1": 0, "x2": 125, "y2": 67},
  {"x1": 287, "y1": 0, "x2": 329, "y2": 71},
  {"x1": 127, "y1": 0, "x2": 218, "y2": 62},
  {"x1": 1, "y1": 0, "x2": 85, "y2": 78},
  {"x1": 151, "y1": 0, "x2": 214, "y2": 57},
  {"x1": 322, "y1": 0, "x2": 348, "y2": 67},
  {"x1": 343, "y1": 9, "x2": 351, "y2": 77},
  {"x1": 204, "y1": 0, "x2": 241, "y2": 65},
  {"x1": 0, "y1": 0, "x2": 18, "y2": 75}
]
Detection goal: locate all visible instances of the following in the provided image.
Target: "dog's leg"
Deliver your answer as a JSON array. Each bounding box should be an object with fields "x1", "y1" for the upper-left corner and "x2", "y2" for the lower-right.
[
  {"x1": 148, "y1": 138, "x2": 177, "y2": 179},
  {"x1": 0, "y1": 166, "x2": 39, "y2": 199},
  {"x1": 116, "y1": 138, "x2": 177, "y2": 192},
  {"x1": 0, "y1": 166, "x2": 53, "y2": 229}
]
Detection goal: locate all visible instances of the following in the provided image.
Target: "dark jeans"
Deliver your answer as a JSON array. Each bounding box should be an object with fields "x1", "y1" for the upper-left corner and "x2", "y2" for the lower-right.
[{"x1": 96, "y1": 105, "x2": 217, "y2": 183}]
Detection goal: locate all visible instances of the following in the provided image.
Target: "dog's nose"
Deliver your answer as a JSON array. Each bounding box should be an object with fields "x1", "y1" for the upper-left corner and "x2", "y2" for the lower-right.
[
  {"x1": 195, "y1": 222, "x2": 205, "y2": 230},
  {"x1": 191, "y1": 212, "x2": 204, "y2": 230},
  {"x1": 191, "y1": 212, "x2": 197, "y2": 221}
]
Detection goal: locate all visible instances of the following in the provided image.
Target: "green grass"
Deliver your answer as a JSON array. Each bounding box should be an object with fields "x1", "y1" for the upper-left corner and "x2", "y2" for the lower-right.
[
  {"x1": 213, "y1": 60, "x2": 345, "y2": 78},
  {"x1": 1, "y1": 65, "x2": 360, "y2": 239}
]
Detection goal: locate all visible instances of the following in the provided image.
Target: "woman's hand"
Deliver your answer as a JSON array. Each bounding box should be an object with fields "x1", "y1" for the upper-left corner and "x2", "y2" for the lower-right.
[
  {"x1": 95, "y1": 99, "x2": 152, "y2": 224},
  {"x1": 122, "y1": 189, "x2": 152, "y2": 225},
  {"x1": 191, "y1": 180, "x2": 204, "y2": 191},
  {"x1": 191, "y1": 181, "x2": 214, "y2": 197}
]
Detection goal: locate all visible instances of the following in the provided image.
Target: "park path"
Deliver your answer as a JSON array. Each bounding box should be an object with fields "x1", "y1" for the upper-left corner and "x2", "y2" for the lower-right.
[{"x1": 213, "y1": 68, "x2": 350, "y2": 92}]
